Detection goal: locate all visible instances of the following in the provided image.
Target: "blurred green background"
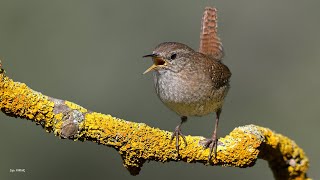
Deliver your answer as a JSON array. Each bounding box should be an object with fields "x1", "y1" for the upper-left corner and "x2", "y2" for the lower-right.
[{"x1": 0, "y1": 0, "x2": 319, "y2": 179}]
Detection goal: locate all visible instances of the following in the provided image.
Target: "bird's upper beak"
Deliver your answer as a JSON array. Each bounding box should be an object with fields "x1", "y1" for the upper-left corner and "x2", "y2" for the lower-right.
[{"x1": 142, "y1": 53, "x2": 169, "y2": 74}]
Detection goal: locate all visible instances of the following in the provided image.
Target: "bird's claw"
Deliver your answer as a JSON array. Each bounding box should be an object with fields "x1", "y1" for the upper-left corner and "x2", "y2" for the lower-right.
[
  {"x1": 170, "y1": 126, "x2": 187, "y2": 155},
  {"x1": 199, "y1": 137, "x2": 218, "y2": 162}
]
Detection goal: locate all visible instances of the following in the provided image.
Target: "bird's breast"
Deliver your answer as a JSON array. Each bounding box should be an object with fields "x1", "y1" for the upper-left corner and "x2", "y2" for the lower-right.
[{"x1": 153, "y1": 70, "x2": 228, "y2": 116}]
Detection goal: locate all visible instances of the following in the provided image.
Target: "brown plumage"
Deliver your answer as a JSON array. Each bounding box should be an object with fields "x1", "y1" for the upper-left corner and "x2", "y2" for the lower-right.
[
  {"x1": 143, "y1": 7, "x2": 230, "y2": 161},
  {"x1": 199, "y1": 7, "x2": 224, "y2": 60}
]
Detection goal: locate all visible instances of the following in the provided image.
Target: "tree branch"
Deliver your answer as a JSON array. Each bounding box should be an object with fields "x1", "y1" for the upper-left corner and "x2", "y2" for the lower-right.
[{"x1": 0, "y1": 62, "x2": 310, "y2": 180}]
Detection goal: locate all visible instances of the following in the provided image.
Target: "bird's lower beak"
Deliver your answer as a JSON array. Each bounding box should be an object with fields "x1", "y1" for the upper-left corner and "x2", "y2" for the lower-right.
[{"x1": 143, "y1": 55, "x2": 168, "y2": 74}]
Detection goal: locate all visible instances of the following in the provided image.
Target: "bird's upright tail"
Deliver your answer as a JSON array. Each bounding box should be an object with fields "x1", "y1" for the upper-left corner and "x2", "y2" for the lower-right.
[{"x1": 199, "y1": 7, "x2": 224, "y2": 61}]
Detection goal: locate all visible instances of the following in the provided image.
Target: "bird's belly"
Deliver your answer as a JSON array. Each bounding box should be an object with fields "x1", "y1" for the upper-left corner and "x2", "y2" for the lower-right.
[
  {"x1": 163, "y1": 99, "x2": 223, "y2": 116},
  {"x1": 154, "y1": 72, "x2": 228, "y2": 116}
]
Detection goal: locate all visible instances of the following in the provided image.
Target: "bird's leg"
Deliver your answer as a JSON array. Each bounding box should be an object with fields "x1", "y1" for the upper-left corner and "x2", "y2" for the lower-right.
[
  {"x1": 170, "y1": 116, "x2": 188, "y2": 155},
  {"x1": 201, "y1": 109, "x2": 221, "y2": 161}
]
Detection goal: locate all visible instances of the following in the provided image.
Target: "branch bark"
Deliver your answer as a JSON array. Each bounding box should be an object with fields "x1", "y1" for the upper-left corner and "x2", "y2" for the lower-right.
[{"x1": 0, "y1": 62, "x2": 310, "y2": 180}]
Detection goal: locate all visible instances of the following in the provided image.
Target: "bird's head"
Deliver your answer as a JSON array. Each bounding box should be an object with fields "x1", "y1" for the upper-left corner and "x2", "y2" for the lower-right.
[{"x1": 143, "y1": 42, "x2": 194, "y2": 74}]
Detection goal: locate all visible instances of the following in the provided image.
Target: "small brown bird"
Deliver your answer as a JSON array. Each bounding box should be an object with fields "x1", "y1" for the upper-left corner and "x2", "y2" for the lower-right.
[{"x1": 143, "y1": 7, "x2": 231, "y2": 161}]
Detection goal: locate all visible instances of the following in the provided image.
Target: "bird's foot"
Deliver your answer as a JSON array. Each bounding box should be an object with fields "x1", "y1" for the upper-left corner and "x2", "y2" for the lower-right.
[
  {"x1": 170, "y1": 125, "x2": 187, "y2": 155},
  {"x1": 199, "y1": 137, "x2": 218, "y2": 162}
]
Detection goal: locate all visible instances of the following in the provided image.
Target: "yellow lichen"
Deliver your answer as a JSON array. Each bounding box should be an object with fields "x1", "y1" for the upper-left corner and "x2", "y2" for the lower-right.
[
  {"x1": 65, "y1": 100, "x2": 87, "y2": 113},
  {"x1": 0, "y1": 74, "x2": 54, "y2": 128}
]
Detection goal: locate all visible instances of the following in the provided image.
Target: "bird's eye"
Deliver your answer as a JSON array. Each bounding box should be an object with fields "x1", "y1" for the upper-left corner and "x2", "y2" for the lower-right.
[{"x1": 170, "y1": 53, "x2": 177, "y2": 60}]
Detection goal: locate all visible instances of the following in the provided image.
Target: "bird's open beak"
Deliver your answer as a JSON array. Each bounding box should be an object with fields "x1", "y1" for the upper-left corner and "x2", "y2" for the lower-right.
[{"x1": 142, "y1": 54, "x2": 169, "y2": 74}]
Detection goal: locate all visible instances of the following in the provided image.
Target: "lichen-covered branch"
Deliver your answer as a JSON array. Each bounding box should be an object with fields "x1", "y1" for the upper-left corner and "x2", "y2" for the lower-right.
[{"x1": 0, "y1": 62, "x2": 310, "y2": 180}]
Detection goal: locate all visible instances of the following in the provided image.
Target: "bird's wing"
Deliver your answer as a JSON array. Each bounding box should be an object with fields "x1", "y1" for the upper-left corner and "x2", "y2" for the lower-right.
[
  {"x1": 207, "y1": 59, "x2": 231, "y2": 89},
  {"x1": 199, "y1": 7, "x2": 224, "y2": 61}
]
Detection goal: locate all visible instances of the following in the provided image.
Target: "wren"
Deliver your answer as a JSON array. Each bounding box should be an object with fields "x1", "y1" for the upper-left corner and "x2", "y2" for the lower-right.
[{"x1": 143, "y1": 7, "x2": 231, "y2": 161}]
